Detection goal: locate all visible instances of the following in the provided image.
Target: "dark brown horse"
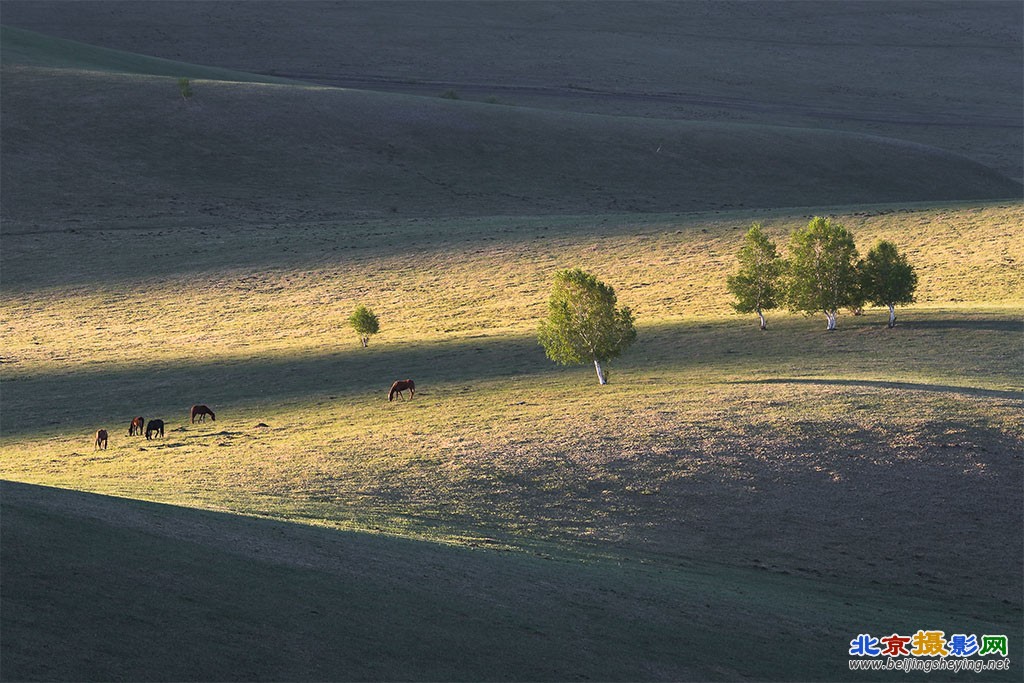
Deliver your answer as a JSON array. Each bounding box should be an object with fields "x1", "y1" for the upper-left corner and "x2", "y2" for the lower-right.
[
  {"x1": 94, "y1": 429, "x2": 108, "y2": 450},
  {"x1": 190, "y1": 405, "x2": 215, "y2": 423},
  {"x1": 145, "y1": 419, "x2": 164, "y2": 440},
  {"x1": 388, "y1": 379, "x2": 415, "y2": 402},
  {"x1": 128, "y1": 416, "x2": 144, "y2": 436}
]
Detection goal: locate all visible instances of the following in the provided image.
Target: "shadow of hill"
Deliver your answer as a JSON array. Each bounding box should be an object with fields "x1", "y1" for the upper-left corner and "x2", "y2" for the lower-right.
[
  {"x1": 3, "y1": 1, "x2": 1021, "y2": 178},
  {"x1": 2, "y1": 64, "x2": 1019, "y2": 230},
  {"x1": 6, "y1": 201, "x2": 1012, "y2": 295},
  {"x1": 0, "y1": 333, "x2": 554, "y2": 438},
  {"x1": 0, "y1": 480, "x2": 698, "y2": 682},
  {"x1": 3, "y1": 480, "x2": 1017, "y2": 682}
]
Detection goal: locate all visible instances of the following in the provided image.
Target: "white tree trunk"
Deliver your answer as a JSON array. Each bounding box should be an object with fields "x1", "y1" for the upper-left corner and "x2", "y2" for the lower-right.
[
  {"x1": 888, "y1": 304, "x2": 896, "y2": 328},
  {"x1": 825, "y1": 310, "x2": 837, "y2": 330},
  {"x1": 594, "y1": 359, "x2": 607, "y2": 385},
  {"x1": 757, "y1": 308, "x2": 767, "y2": 330}
]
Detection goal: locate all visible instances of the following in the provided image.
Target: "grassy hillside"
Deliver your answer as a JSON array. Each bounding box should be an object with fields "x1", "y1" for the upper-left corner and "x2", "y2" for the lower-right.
[
  {"x1": 3, "y1": 0, "x2": 1020, "y2": 179},
  {"x1": 1, "y1": 63, "x2": 1018, "y2": 228},
  {"x1": 3, "y1": 205, "x2": 1021, "y2": 670},
  {"x1": 1, "y1": 5, "x2": 1021, "y2": 679}
]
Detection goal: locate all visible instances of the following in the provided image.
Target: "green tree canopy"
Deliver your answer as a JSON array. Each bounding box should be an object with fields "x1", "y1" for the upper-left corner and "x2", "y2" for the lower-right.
[
  {"x1": 784, "y1": 216, "x2": 860, "y2": 330},
  {"x1": 726, "y1": 222, "x2": 783, "y2": 330},
  {"x1": 348, "y1": 305, "x2": 380, "y2": 347},
  {"x1": 538, "y1": 268, "x2": 637, "y2": 385},
  {"x1": 860, "y1": 240, "x2": 918, "y2": 327}
]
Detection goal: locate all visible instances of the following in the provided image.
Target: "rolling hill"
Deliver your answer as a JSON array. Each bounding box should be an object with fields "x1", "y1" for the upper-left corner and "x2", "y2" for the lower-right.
[
  {"x1": 15, "y1": 478, "x2": 997, "y2": 682},
  {"x1": 1, "y1": 4, "x2": 1021, "y2": 682},
  {"x1": 3, "y1": 0, "x2": 1021, "y2": 180},
  {"x1": 1, "y1": 28, "x2": 1019, "y2": 230}
]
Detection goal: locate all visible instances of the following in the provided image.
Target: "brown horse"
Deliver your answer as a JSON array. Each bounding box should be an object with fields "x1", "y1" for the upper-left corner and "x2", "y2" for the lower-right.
[
  {"x1": 128, "y1": 416, "x2": 144, "y2": 436},
  {"x1": 146, "y1": 419, "x2": 164, "y2": 440},
  {"x1": 190, "y1": 405, "x2": 215, "y2": 423},
  {"x1": 94, "y1": 429, "x2": 108, "y2": 450},
  {"x1": 388, "y1": 379, "x2": 415, "y2": 402}
]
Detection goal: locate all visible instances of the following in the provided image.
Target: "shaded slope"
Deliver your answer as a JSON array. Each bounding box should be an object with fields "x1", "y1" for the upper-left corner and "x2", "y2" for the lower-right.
[
  {"x1": 3, "y1": 1, "x2": 1021, "y2": 178},
  {"x1": 2, "y1": 65, "x2": 1019, "y2": 229},
  {"x1": 3, "y1": 481, "x2": 1017, "y2": 682},
  {"x1": 0, "y1": 25, "x2": 298, "y2": 85}
]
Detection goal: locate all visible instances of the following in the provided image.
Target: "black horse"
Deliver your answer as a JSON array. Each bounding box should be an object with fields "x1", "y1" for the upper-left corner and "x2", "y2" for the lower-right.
[{"x1": 145, "y1": 419, "x2": 165, "y2": 440}]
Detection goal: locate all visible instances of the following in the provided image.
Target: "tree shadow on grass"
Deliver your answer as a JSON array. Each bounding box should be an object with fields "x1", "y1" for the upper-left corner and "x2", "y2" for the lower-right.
[
  {"x1": 902, "y1": 318, "x2": 1023, "y2": 333},
  {"x1": 736, "y1": 377, "x2": 1023, "y2": 401}
]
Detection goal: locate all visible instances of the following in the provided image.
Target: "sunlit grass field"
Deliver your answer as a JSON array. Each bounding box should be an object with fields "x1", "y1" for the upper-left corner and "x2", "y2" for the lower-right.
[{"x1": 3, "y1": 202, "x2": 1021, "y2": 603}]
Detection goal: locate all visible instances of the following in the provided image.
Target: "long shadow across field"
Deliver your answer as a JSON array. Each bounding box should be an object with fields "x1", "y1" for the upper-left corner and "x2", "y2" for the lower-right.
[
  {"x1": 738, "y1": 378, "x2": 1023, "y2": 401},
  {"x1": 2, "y1": 314, "x2": 1020, "y2": 439},
  {"x1": 3, "y1": 480, "x2": 1017, "y2": 682},
  {"x1": 2, "y1": 201, "x2": 1015, "y2": 292},
  {"x1": 0, "y1": 332, "x2": 551, "y2": 438}
]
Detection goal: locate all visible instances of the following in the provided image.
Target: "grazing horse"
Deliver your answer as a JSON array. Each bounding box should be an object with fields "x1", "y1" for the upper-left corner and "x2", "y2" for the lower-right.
[
  {"x1": 146, "y1": 419, "x2": 165, "y2": 440},
  {"x1": 190, "y1": 405, "x2": 215, "y2": 423},
  {"x1": 94, "y1": 429, "x2": 108, "y2": 450},
  {"x1": 388, "y1": 379, "x2": 415, "y2": 402},
  {"x1": 128, "y1": 416, "x2": 145, "y2": 436}
]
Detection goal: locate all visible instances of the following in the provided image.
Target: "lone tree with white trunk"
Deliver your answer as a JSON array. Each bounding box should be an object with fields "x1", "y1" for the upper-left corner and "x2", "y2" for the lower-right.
[
  {"x1": 727, "y1": 222, "x2": 783, "y2": 330},
  {"x1": 538, "y1": 268, "x2": 636, "y2": 385},
  {"x1": 784, "y1": 216, "x2": 860, "y2": 331},
  {"x1": 859, "y1": 240, "x2": 917, "y2": 328},
  {"x1": 348, "y1": 304, "x2": 380, "y2": 347}
]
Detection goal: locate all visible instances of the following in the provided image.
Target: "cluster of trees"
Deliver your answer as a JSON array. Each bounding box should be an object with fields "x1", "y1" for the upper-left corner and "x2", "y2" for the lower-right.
[
  {"x1": 350, "y1": 217, "x2": 917, "y2": 387},
  {"x1": 727, "y1": 217, "x2": 918, "y2": 331}
]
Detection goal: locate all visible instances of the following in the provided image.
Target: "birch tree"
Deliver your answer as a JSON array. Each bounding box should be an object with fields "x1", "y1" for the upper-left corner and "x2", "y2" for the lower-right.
[
  {"x1": 726, "y1": 223, "x2": 783, "y2": 330},
  {"x1": 784, "y1": 216, "x2": 860, "y2": 331},
  {"x1": 348, "y1": 305, "x2": 380, "y2": 347},
  {"x1": 860, "y1": 240, "x2": 917, "y2": 328},
  {"x1": 538, "y1": 268, "x2": 636, "y2": 385}
]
